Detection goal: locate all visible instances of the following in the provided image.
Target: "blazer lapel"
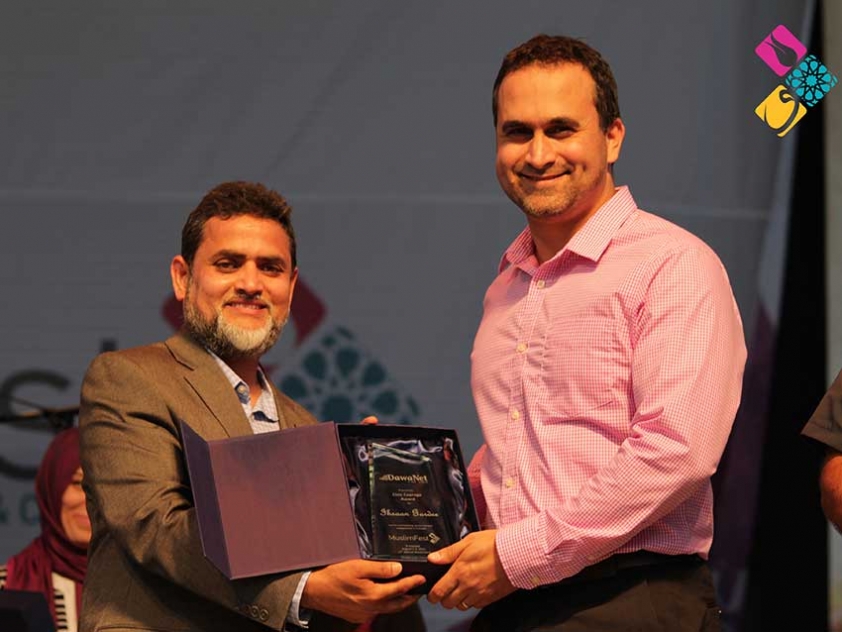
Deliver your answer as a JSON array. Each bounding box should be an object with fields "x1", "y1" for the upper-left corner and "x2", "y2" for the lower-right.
[
  {"x1": 271, "y1": 389, "x2": 297, "y2": 431},
  {"x1": 165, "y1": 332, "x2": 254, "y2": 438}
]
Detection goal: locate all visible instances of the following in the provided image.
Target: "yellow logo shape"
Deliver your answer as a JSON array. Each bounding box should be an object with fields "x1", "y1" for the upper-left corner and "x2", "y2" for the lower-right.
[{"x1": 755, "y1": 85, "x2": 807, "y2": 137}]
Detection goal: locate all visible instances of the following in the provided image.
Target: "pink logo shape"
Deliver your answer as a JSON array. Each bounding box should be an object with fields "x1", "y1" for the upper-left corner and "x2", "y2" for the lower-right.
[{"x1": 755, "y1": 25, "x2": 807, "y2": 76}]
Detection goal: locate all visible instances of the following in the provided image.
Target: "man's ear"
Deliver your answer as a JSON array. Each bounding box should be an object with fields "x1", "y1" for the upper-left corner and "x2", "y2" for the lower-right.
[
  {"x1": 605, "y1": 117, "x2": 626, "y2": 166},
  {"x1": 288, "y1": 268, "x2": 298, "y2": 312},
  {"x1": 171, "y1": 255, "x2": 190, "y2": 301}
]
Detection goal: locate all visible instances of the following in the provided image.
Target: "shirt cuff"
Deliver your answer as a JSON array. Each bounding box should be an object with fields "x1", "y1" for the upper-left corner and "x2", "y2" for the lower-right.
[
  {"x1": 286, "y1": 571, "x2": 312, "y2": 628},
  {"x1": 496, "y1": 516, "x2": 590, "y2": 589}
]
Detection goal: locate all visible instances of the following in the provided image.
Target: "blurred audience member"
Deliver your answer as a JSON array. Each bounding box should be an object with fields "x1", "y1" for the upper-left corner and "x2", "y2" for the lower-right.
[{"x1": 0, "y1": 427, "x2": 89, "y2": 632}]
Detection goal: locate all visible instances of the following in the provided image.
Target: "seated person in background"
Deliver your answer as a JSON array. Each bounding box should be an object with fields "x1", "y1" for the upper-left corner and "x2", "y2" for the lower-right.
[{"x1": 1, "y1": 427, "x2": 89, "y2": 632}]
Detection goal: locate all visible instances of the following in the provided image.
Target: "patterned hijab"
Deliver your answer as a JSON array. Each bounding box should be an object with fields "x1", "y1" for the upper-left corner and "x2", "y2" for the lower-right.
[{"x1": 5, "y1": 427, "x2": 87, "y2": 625}]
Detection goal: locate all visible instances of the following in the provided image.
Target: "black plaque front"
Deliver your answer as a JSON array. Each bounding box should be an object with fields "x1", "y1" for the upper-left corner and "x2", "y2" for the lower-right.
[
  {"x1": 338, "y1": 425, "x2": 478, "y2": 572},
  {"x1": 368, "y1": 441, "x2": 455, "y2": 559}
]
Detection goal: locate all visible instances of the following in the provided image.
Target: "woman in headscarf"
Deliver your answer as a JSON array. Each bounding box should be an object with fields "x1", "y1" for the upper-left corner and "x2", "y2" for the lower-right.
[{"x1": 0, "y1": 427, "x2": 89, "y2": 632}]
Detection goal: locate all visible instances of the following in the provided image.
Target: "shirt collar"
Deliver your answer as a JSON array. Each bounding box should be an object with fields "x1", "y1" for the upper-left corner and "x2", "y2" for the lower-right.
[
  {"x1": 207, "y1": 350, "x2": 278, "y2": 421},
  {"x1": 499, "y1": 186, "x2": 638, "y2": 272}
]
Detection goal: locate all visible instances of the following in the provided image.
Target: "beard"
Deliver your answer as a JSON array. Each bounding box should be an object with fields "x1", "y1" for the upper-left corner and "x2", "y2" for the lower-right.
[
  {"x1": 502, "y1": 174, "x2": 583, "y2": 219},
  {"x1": 497, "y1": 162, "x2": 610, "y2": 221},
  {"x1": 183, "y1": 287, "x2": 286, "y2": 361},
  {"x1": 518, "y1": 190, "x2": 577, "y2": 218}
]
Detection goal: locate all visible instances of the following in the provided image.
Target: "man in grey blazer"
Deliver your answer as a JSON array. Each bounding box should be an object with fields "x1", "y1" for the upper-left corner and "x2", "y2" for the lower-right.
[{"x1": 79, "y1": 181, "x2": 426, "y2": 632}]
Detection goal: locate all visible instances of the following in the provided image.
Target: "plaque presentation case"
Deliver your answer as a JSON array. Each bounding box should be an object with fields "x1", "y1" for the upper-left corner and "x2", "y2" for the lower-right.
[{"x1": 180, "y1": 421, "x2": 479, "y2": 590}]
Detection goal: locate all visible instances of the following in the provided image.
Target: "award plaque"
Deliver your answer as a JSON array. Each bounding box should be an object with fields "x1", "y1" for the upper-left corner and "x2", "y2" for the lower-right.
[
  {"x1": 338, "y1": 424, "x2": 478, "y2": 571},
  {"x1": 368, "y1": 441, "x2": 454, "y2": 558}
]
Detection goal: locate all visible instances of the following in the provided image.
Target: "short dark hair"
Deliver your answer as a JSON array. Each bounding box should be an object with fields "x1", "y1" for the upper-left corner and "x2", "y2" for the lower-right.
[
  {"x1": 181, "y1": 181, "x2": 297, "y2": 269},
  {"x1": 492, "y1": 34, "x2": 621, "y2": 131}
]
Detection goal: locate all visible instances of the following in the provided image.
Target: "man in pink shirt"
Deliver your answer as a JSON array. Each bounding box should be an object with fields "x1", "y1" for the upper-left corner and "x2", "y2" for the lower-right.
[{"x1": 426, "y1": 34, "x2": 746, "y2": 631}]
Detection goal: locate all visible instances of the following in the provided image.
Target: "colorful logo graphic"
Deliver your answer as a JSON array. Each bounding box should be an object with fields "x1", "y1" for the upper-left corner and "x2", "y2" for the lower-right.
[{"x1": 754, "y1": 24, "x2": 837, "y2": 137}]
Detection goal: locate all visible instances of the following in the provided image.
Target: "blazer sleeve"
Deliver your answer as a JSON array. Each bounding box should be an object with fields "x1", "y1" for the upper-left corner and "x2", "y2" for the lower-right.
[
  {"x1": 803, "y1": 368, "x2": 842, "y2": 451},
  {"x1": 79, "y1": 349, "x2": 304, "y2": 631}
]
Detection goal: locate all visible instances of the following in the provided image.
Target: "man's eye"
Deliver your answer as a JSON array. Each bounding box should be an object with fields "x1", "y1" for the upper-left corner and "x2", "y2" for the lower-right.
[
  {"x1": 547, "y1": 126, "x2": 572, "y2": 138},
  {"x1": 214, "y1": 260, "x2": 237, "y2": 270},
  {"x1": 504, "y1": 128, "x2": 532, "y2": 140}
]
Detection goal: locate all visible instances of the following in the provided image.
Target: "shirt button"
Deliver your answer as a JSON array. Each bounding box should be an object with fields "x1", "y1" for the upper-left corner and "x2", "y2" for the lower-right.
[
  {"x1": 516, "y1": 342, "x2": 527, "y2": 353},
  {"x1": 536, "y1": 280, "x2": 546, "y2": 289},
  {"x1": 531, "y1": 576, "x2": 541, "y2": 587},
  {"x1": 505, "y1": 478, "x2": 514, "y2": 489},
  {"x1": 510, "y1": 410, "x2": 520, "y2": 420}
]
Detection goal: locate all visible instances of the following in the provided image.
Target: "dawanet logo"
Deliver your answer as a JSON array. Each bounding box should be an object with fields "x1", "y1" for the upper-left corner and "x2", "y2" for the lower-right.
[{"x1": 754, "y1": 24, "x2": 837, "y2": 137}]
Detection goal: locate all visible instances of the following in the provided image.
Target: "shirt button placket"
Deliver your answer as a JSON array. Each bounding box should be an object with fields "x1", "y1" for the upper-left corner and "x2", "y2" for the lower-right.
[{"x1": 501, "y1": 272, "x2": 544, "y2": 522}]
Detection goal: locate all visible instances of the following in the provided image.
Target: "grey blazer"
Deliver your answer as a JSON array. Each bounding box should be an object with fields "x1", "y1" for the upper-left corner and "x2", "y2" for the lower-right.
[{"x1": 79, "y1": 332, "x2": 423, "y2": 632}]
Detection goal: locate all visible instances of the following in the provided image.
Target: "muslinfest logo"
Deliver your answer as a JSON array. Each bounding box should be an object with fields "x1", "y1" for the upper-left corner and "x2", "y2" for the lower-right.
[{"x1": 754, "y1": 24, "x2": 837, "y2": 137}]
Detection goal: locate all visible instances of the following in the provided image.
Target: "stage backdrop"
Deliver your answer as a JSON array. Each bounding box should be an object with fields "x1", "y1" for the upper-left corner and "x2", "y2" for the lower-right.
[{"x1": 0, "y1": 1, "x2": 817, "y2": 630}]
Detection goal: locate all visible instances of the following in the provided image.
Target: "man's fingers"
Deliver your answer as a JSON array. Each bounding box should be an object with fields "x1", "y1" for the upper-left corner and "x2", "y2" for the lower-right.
[
  {"x1": 428, "y1": 539, "x2": 467, "y2": 565},
  {"x1": 373, "y1": 573, "x2": 427, "y2": 599},
  {"x1": 392, "y1": 574, "x2": 427, "y2": 594},
  {"x1": 442, "y1": 588, "x2": 474, "y2": 610},
  {"x1": 356, "y1": 560, "x2": 403, "y2": 579},
  {"x1": 352, "y1": 560, "x2": 426, "y2": 595},
  {"x1": 426, "y1": 570, "x2": 458, "y2": 604},
  {"x1": 361, "y1": 415, "x2": 378, "y2": 425},
  {"x1": 378, "y1": 594, "x2": 422, "y2": 614}
]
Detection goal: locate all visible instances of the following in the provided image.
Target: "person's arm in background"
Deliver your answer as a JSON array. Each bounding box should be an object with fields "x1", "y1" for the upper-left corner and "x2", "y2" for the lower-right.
[
  {"x1": 802, "y1": 369, "x2": 842, "y2": 532},
  {"x1": 820, "y1": 450, "x2": 842, "y2": 532}
]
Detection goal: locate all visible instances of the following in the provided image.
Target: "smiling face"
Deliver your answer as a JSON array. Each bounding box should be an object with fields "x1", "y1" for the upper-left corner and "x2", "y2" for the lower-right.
[
  {"x1": 495, "y1": 63, "x2": 624, "y2": 230},
  {"x1": 60, "y1": 467, "x2": 91, "y2": 547},
  {"x1": 171, "y1": 214, "x2": 298, "y2": 362}
]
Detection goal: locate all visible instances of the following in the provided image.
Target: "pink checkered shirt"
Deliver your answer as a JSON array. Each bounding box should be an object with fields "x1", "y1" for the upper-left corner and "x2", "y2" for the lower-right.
[{"x1": 469, "y1": 186, "x2": 746, "y2": 590}]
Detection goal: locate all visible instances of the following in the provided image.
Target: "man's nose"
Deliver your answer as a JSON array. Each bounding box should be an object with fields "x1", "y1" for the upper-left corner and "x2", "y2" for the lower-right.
[
  {"x1": 525, "y1": 133, "x2": 556, "y2": 170},
  {"x1": 234, "y1": 262, "x2": 262, "y2": 295}
]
